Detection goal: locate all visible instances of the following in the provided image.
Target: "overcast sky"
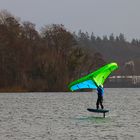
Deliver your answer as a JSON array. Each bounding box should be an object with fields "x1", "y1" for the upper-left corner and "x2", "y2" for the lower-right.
[{"x1": 0, "y1": 0, "x2": 140, "y2": 40}]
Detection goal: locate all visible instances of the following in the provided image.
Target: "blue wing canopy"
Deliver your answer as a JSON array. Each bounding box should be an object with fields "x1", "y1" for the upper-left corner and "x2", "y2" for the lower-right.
[{"x1": 70, "y1": 79, "x2": 97, "y2": 91}]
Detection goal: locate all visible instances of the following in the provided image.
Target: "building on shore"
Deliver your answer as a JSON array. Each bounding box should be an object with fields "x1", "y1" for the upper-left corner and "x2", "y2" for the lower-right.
[{"x1": 107, "y1": 76, "x2": 140, "y2": 87}]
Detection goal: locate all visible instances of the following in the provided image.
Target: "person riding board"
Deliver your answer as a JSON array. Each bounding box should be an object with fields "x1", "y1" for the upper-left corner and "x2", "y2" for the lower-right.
[{"x1": 96, "y1": 85, "x2": 104, "y2": 110}]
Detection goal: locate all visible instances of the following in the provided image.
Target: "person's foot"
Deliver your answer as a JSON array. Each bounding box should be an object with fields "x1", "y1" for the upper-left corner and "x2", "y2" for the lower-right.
[{"x1": 96, "y1": 106, "x2": 99, "y2": 110}]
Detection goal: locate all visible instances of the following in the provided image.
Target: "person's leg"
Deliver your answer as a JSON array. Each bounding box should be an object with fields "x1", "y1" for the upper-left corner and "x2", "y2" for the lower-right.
[
  {"x1": 100, "y1": 98, "x2": 104, "y2": 109},
  {"x1": 96, "y1": 98, "x2": 99, "y2": 109}
]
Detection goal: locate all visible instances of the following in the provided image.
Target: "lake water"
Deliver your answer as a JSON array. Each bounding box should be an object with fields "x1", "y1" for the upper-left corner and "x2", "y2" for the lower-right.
[{"x1": 0, "y1": 88, "x2": 140, "y2": 140}]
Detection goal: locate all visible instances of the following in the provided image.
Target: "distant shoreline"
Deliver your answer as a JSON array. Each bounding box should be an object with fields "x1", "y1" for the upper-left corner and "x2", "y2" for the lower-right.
[{"x1": 0, "y1": 84, "x2": 140, "y2": 93}]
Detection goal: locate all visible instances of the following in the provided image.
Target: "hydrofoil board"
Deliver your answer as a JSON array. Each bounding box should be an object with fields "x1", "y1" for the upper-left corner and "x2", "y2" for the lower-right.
[
  {"x1": 87, "y1": 108, "x2": 109, "y2": 117},
  {"x1": 87, "y1": 108, "x2": 109, "y2": 113}
]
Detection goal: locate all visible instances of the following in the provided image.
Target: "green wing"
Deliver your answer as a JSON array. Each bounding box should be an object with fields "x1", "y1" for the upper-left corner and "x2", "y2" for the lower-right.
[{"x1": 68, "y1": 62, "x2": 118, "y2": 91}]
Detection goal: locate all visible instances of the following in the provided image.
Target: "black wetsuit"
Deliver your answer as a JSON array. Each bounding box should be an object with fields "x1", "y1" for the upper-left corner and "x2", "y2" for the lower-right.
[{"x1": 96, "y1": 87, "x2": 104, "y2": 109}]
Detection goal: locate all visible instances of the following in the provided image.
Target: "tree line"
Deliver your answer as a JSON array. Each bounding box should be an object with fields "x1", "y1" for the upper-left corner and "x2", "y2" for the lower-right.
[{"x1": 0, "y1": 10, "x2": 140, "y2": 91}]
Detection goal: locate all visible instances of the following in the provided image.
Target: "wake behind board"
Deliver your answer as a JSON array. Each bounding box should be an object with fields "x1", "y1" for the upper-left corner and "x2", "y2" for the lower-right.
[{"x1": 87, "y1": 108, "x2": 109, "y2": 118}]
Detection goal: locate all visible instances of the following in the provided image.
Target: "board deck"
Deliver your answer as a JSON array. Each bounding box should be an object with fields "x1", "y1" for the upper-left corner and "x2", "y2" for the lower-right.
[{"x1": 87, "y1": 108, "x2": 109, "y2": 113}]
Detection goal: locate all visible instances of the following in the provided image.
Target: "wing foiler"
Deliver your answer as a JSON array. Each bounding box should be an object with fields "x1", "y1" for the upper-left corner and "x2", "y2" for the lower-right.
[{"x1": 68, "y1": 62, "x2": 118, "y2": 91}]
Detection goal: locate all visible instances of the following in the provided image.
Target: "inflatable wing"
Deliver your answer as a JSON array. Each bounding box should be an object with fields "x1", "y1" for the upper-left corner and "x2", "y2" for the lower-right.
[{"x1": 68, "y1": 62, "x2": 118, "y2": 91}]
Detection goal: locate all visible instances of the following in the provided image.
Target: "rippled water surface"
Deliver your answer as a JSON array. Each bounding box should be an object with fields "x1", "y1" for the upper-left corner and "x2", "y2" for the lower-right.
[{"x1": 0, "y1": 88, "x2": 140, "y2": 140}]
